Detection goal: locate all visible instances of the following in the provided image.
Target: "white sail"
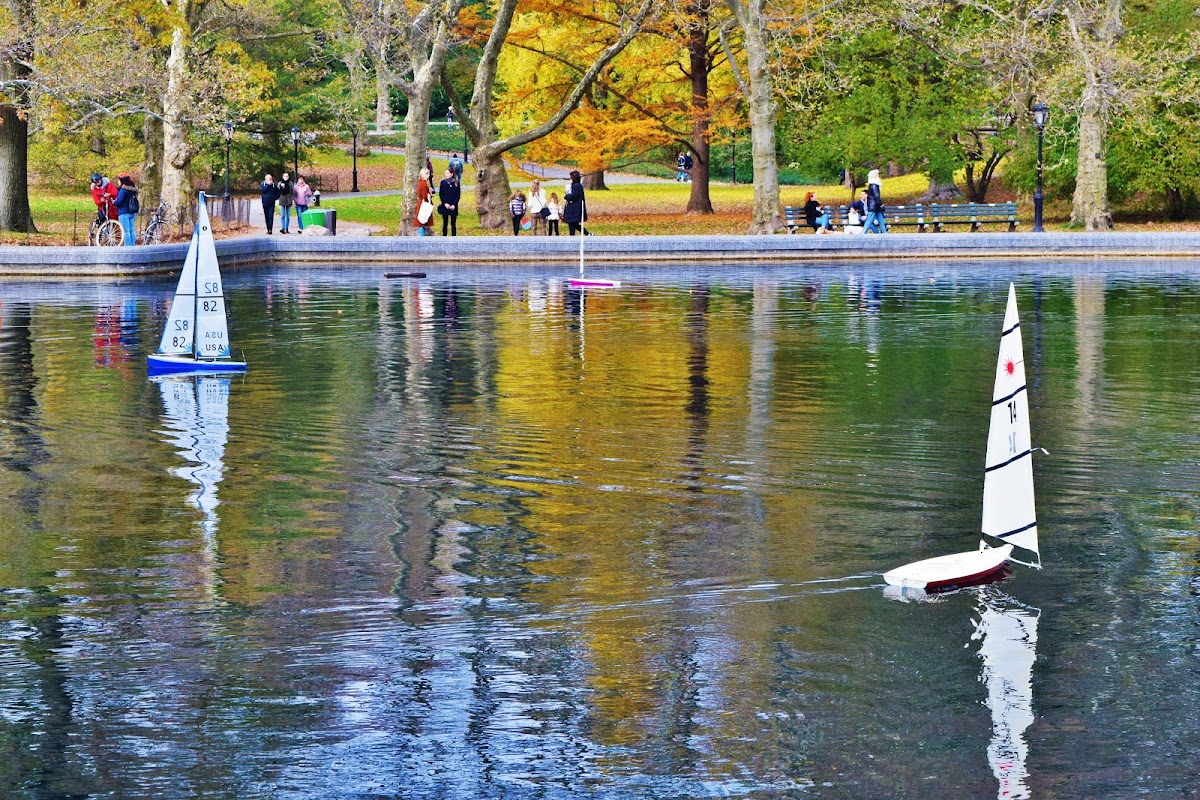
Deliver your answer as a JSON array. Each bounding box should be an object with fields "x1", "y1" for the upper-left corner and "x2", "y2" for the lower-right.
[
  {"x1": 981, "y1": 283, "x2": 1039, "y2": 559},
  {"x1": 192, "y1": 198, "x2": 233, "y2": 359},
  {"x1": 974, "y1": 592, "x2": 1040, "y2": 800},
  {"x1": 157, "y1": 228, "x2": 200, "y2": 355}
]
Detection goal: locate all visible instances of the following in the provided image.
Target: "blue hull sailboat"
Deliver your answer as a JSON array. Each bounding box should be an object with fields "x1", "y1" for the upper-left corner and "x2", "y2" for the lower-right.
[{"x1": 148, "y1": 193, "x2": 247, "y2": 375}]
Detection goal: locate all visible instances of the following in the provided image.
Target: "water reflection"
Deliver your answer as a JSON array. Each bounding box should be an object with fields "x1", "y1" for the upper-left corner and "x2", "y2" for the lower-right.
[
  {"x1": 153, "y1": 374, "x2": 232, "y2": 595},
  {"x1": 974, "y1": 590, "x2": 1039, "y2": 800}
]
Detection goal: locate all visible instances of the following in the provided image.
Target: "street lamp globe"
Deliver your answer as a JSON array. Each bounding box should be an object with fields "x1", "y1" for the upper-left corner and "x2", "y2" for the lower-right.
[
  {"x1": 290, "y1": 126, "x2": 301, "y2": 145},
  {"x1": 1032, "y1": 103, "x2": 1049, "y2": 131},
  {"x1": 223, "y1": 121, "x2": 234, "y2": 141}
]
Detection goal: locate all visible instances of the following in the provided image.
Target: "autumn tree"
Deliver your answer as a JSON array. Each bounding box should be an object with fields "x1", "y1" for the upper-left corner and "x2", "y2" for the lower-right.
[{"x1": 442, "y1": 0, "x2": 654, "y2": 229}]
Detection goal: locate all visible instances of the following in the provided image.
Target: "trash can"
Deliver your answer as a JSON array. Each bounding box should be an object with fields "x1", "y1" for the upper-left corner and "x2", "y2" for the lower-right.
[
  {"x1": 323, "y1": 208, "x2": 337, "y2": 235},
  {"x1": 301, "y1": 209, "x2": 324, "y2": 228}
]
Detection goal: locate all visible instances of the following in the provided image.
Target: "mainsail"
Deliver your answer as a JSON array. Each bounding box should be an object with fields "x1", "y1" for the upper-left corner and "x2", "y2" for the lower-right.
[
  {"x1": 191, "y1": 200, "x2": 232, "y2": 360},
  {"x1": 157, "y1": 229, "x2": 200, "y2": 356},
  {"x1": 981, "y1": 283, "x2": 1039, "y2": 562}
]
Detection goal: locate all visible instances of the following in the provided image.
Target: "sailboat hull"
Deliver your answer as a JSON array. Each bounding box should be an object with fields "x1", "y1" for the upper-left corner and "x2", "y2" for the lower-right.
[
  {"x1": 148, "y1": 353, "x2": 247, "y2": 375},
  {"x1": 883, "y1": 544, "x2": 1013, "y2": 591},
  {"x1": 569, "y1": 278, "x2": 621, "y2": 288}
]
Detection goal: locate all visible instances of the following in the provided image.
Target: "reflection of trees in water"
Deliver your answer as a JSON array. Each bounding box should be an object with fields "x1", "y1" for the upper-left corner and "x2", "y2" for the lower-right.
[{"x1": 0, "y1": 303, "x2": 49, "y2": 515}]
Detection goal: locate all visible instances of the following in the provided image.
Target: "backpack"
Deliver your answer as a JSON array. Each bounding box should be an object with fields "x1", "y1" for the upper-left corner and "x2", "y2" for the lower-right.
[{"x1": 128, "y1": 193, "x2": 140, "y2": 213}]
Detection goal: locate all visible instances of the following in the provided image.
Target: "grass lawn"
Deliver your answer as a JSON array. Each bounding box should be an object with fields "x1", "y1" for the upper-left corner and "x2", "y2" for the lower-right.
[{"x1": 306, "y1": 147, "x2": 482, "y2": 193}]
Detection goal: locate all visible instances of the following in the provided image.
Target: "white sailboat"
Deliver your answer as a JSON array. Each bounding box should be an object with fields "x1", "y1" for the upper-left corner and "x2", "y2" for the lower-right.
[
  {"x1": 148, "y1": 193, "x2": 247, "y2": 375},
  {"x1": 884, "y1": 283, "x2": 1042, "y2": 591}
]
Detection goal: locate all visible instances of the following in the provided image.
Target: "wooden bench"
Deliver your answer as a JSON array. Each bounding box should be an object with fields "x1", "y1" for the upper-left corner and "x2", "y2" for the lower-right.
[
  {"x1": 783, "y1": 205, "x2": 850, "y2": 233},
  {"x1": 881, "y1": 204, "x2": 929, "y2": 232},
  {"x1": 929, "y1": 202, "x2": 1019, "y2": 232}
]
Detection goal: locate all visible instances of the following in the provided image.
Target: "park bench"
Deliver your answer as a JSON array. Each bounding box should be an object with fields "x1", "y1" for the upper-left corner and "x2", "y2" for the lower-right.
[
  {"x1": 783, "y1": 204, "x2": 850, "y2": 233},
  {"x1": 881, "y1": 204, "x2": 929, "y2": 232},
  {"x1": 929, "y1": 202, "x2": 1019, "y2": 232}
]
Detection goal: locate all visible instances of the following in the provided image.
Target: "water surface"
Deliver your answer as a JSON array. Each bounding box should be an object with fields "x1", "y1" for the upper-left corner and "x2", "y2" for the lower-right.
[{"x1": 0, "y1": 261, "x2": 1197, "y2": 798}]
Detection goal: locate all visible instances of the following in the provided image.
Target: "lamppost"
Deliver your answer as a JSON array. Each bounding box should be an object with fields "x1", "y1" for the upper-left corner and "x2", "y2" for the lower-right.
[
  {"x1": 290, "y1": 126, "x2": 301, "y2": 179},
  {"x1": 222, "y1": 122, "x2": 234, "y2": 204},
  {"x1": 1032, "y1": 103, "x2": 1048, "y2": 233},
  {"x1": 351, "y1": 128, "x2": 360, "y2": 192}
]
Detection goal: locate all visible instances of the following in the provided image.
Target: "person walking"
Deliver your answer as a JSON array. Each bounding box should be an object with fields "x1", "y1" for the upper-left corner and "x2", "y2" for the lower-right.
[
  {"x1": 449, "y1": 153, "x2": 464, "y2": 183},
  {"x1": 563, "y1": 170, "x2": 586, "y2": 235},
  {"x1": 113, "y1": 173, "x2": 139, "y2": 246},
  {"x1": 294, "y1": 177, "x2": 313, "y2": 232},
  {"x1": 438, "y1": 167, "x2": 460, "y2": 236},
  {"x1": 676, "y1": 152, "x2": 687, "y2": 182},
  {"x1": 413, "y1": 167, "x2": 434, "y2": 236},
  {"x1": 863, "y1": 169, "x2": 888, "y2": 234},
  {"x1": 509, "y1": 191, "x2": 527, "y2": 236},
  {"x1": 278, "y1": 172, "x2": 294, "y2": 233},
  {"x1": 527, "y1": 179, "x2": 547, "y2": 235},
  {"x1": 259, "y1": 173, "x2": 280, "y2": 234},
  {"x1": 546, "y1": 192, "x2": 561, "y2": 236}
]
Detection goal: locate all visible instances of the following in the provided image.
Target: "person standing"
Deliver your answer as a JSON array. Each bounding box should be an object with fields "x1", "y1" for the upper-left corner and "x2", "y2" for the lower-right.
[
  {"x1": 863, "y1": 169, "x2": 888, "y2": 234},
  {"x1": 509, "y1": 191, "x2": 527, "y2": 236},
  {"x1": 259, "y1": 173, "x2": 280, "y2": 234},
  {"x1": 563, "y1": 170, "x2": 586, "y2": 235},
  {"x1": 676, "y1": 152, "x2": 687, "y2": 182},
  {"x1": 294, "y1": 177, "x2": 313, "y2": 232},
  {"x1": 527, "y1": 179, "x2": 547, "y2": 236},
  {"x1": 438, "y1": 168, "x2": 460, "y2": 236},
  {"x1": 449, "y1": 153, "x2": 464, "y2": 183},
  {"x1": 413, "y1": 167, "x2": 434, "y2": 236},
  {"x1": 277, "y1": 172, "x2": 294, "y2": 233},
  {"x1": 546, "y1": 193, "x2": 561, "y2": 235},
  {"x1": 113, "y1": 173, "x2": 139, "y2": 246},
  {"x1": 90, "y1": 173, "x2": 118, "y2": 221},
  {"x1": 682, "y1": 152, "x2": 693, "y2": 182}
]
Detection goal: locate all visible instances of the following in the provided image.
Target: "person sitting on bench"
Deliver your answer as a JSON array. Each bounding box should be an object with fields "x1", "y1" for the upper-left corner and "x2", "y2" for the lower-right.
[{"x1": 803, "y1": 192, "x2": 834, "y2": 233}]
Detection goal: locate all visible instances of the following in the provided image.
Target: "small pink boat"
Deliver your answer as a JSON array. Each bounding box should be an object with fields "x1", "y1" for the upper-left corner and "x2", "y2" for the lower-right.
[{"x1": 569, "y1": 278, "x2": 621, "y2": 288}]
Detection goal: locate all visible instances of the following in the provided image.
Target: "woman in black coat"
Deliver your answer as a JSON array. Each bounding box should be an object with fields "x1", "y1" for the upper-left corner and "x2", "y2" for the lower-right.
[
  {"x1": 438, "y1": 168, "x2": 461, "y2": 236},
  {"x1": 563, "y1": 170, "x2": 587, "y2": 235}
]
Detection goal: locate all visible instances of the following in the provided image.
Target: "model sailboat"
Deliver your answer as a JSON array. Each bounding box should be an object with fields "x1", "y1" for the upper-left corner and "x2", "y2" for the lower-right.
[
  {"x1": 884, "y1": 283, "x2": 1042, "y2": 591},
  {"x1": 148, "y1": 193, "x2": 246, "y2": 375},
  {"x1": 568, "y1": 198, "x2": 620, "y2": 288}
]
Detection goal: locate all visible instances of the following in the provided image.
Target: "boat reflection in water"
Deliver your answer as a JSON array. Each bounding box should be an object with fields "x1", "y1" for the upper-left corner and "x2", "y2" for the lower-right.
[
  {"x1": 974, "y1": 589, "x2": 1039, "y2": 800},
  {"x1": 152, "y1": 374, "x2": 232, "y2": 595},
  {"x1": 885, "y1": 584, "x2": 1039, "y2": 799}
]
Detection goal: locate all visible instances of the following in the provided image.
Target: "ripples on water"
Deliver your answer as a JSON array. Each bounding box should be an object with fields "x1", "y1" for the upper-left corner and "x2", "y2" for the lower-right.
[{"x1": 0, "y1": 262, "x2": 1198, "y2": 798}]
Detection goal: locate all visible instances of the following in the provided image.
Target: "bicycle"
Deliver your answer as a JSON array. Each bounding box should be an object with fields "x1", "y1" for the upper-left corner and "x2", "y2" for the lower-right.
[
  {"x1": 141, "y1": 196, "x2": 170, "y2": 245},
  {"x1": 89, "y1": 202, "x2": 123, "y2": 247}
]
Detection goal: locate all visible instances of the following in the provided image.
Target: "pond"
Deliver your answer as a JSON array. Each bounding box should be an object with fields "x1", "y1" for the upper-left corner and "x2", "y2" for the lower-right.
[{"x1": 0, "y1": 261, "x2": 1197, "y2": 798}]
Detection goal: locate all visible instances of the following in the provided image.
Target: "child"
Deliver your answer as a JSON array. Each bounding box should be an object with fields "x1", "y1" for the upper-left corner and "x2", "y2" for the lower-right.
[
  {"x1": 546, "y1": 193, "x2": 561, "y2": 236},
  {"x1": 509, "y1": 191, "x2": 527, "y2": 236}
]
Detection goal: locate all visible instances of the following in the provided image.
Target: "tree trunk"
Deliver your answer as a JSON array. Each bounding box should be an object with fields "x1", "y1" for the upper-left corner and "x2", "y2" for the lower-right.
[
  {"x1": 1071, "y1": 81, "x2": 1112, "y2": 230},
  {"x1": 918, "y1": 176, "x2": 958, "y2": 203},
  {"x1": 142, "y1": 114, "x2": 164, "y2": 206},
  {"x1": 727, "y1": 0, "x2": 782, "y2": 233},
  {"x1": 686, "y1": 0, "x2": 713, "y2": 214},
  {"x1": 375, "y1": 69, "x2": 393, "y2": 131},
  {"x1": 0, "y1": 0, "x2": 36, "y2": 233},
  {"x1": 583, "y1": 170, "x2": 607, "y2": 190},
  {"x1": 399, "y1": 85, "x2": 435, "y2": 235},
  {"x1": 161, "y1": 25, "x2": 194, "y2": 225},
  {"x1": 471, "y1": 149, "x2": 512, "y2": 229}
]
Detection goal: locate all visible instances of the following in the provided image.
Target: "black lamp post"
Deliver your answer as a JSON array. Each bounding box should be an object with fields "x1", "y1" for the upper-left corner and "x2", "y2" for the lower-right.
[
  {"x1": 1032, "y1": 103, "x2": 1048, "y2": 233},
  {"x1": 290, "y1": 126, "x2": 301, "y2": 179},
  {"x1": 351, "y1": 128, "x2": 360, "y2": 192},
  {"x1": 222, "y1": 122, "x2": 234, "y2": 204}
]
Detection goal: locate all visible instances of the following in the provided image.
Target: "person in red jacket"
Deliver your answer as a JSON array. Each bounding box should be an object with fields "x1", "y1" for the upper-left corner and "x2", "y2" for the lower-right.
[{"x1": 91, "y1": 173, "x2": 119, "y2": 220}]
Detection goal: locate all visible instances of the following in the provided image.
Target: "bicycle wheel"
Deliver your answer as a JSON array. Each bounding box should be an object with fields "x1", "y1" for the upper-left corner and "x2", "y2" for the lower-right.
[
  {"x1": 143, "y1": 220, "x2": 163, "y2": 245},
  {"x1": 95, "y1": 219, "x2": 123, "y2": 247}
]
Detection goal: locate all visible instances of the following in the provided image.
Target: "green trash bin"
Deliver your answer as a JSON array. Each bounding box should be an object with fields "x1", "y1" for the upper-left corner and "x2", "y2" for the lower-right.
[{"x1": 300, "y1": 209, "x2": 325, "y2": 229}]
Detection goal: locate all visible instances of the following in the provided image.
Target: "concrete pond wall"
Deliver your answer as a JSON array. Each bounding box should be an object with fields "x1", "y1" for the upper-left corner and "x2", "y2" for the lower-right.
[{"x1": 1, "y1": 232, "x2": 1199, "y2": 277}]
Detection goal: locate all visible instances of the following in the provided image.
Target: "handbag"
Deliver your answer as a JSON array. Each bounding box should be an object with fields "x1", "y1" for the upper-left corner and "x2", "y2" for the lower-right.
[
  {"x1": 539, "y1": 207, "x2": 550, "y2": 218},
  {"x1": 417, "y1": 199, "x2": 434, "y2": 224},
  {"x1": 521, "y1": 216, "x2": 532, "y2": 231}
]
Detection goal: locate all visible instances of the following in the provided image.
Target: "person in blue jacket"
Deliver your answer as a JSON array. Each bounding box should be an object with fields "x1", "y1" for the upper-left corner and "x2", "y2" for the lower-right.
[
  {"x1": 113, "y1": 173, "x2": 139, "y2": 246},
  {"x1": 259, "y1": 173, "x2": 281, "y2": 234}
]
